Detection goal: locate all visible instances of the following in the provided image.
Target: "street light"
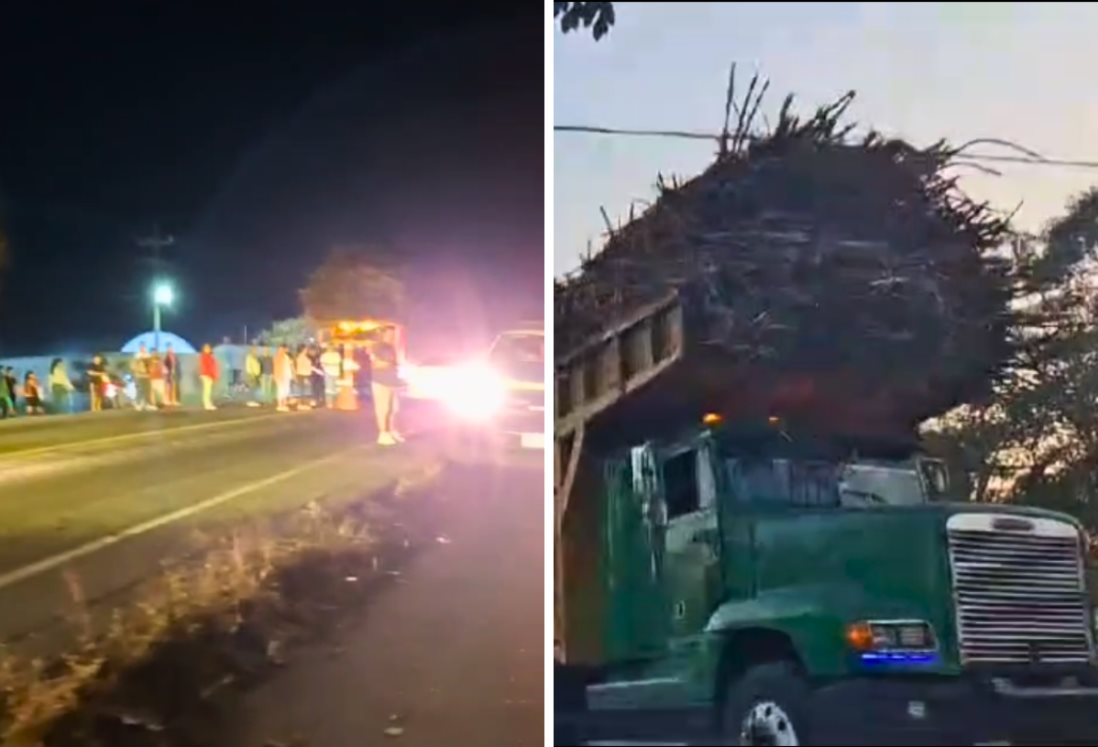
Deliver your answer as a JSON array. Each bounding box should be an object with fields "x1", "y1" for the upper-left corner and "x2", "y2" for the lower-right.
[{"x1": 152, "y1": 281, "x2": 174, "y2": 351}]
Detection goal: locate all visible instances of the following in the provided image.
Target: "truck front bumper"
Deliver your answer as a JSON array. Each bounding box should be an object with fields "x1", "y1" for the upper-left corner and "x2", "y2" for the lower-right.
[
  {"x1": 811, "y1": 674, "x2": 1098, "y2": 745},
  {"x1": 493, "y1": 403, "x2": 544, "y2": 449}
]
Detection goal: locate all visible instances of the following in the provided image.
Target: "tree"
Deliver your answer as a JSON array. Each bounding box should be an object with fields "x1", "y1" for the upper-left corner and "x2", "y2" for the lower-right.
[
  {"x1": 923, "y1": 188, "x2": 1098, "y2": 531},
  {"x1": 555, "y1": 2, "x2": 615, "y2": 40},
  {"x1": 299, "y1": 246, "x2": 406, "y2": 323},
  {"x1": 255, "y1": 317, "x2": 314, "y2": 348}
]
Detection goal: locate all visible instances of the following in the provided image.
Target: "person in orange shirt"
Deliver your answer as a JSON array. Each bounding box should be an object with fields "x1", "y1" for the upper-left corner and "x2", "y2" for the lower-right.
[
  {"x1": 23, "y1": 371, "x2": 44, "y2": 415},
  {"x1": 148, "y1": 353, "x2": 166, "y2": 409}
]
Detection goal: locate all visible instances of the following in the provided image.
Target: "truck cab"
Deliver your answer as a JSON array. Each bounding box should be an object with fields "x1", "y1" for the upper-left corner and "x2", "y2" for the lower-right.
[
  {"x1": 555, "y1": 296, "x2": 1098, "y2": 745},
  {"x1": 560, "y1": 423, "x2": 1098, "y2": 745}
]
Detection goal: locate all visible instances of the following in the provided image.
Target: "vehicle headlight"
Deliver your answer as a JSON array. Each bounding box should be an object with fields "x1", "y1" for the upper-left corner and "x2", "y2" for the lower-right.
[
  {"x1": 443, "y1": 363, "x2": 506, "y2": 421},
  {"x1": 846, "y1": 620, "x2": 938, "y2": 663}
]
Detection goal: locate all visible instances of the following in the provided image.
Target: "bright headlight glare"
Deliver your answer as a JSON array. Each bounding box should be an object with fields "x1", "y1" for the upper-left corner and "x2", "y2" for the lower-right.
[{"x1": 443, "y1": 363, "x2": 506, "y2": 421}]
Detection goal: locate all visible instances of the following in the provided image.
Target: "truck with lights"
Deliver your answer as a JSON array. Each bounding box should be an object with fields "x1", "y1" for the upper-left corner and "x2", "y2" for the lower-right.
[
  {"x1": 554, "y1": 294, "x2": 1098, "y2": 745},
  {"x1": 404, "y1": 326, "x2": 544, "y2": 450},
  {"x1": 320, "y1": 319, "x2": 406, "y2": 364},
  {"x1": 483, "y1": 327, "x2": 544, "y2": 449}
]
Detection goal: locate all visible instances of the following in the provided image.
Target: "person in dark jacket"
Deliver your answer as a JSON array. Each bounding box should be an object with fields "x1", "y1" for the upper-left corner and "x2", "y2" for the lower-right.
[
  {"x1": 309, "y1": 344, "x2": 325, "y2": 407},
  {"x1": 4, "y1": 367, "x2": 17, "y2": 411},
  {"x1": 0, "y1": 369, "x2": 14, "y2": 418},
  {"x1": 259, "y1": 348, "x2": 274, "y2": 404},
  {"x1": 370, "y1": 327, "x2": 402, "y2": 445},
  {"x1": 354, "y1": 345, "x2": 372, "y2": 394},
  {"x1": 164, "y1": 343, "x2": 179, "y2": 406},
  {"x1": 87, "y1": 356, "x2": 107, "y2": 412}
]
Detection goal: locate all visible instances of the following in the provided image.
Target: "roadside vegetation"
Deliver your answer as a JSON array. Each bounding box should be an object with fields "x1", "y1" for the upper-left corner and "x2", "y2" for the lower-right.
[{"x1": 0, "y1": 463, "x2": 442, "y2": 747}]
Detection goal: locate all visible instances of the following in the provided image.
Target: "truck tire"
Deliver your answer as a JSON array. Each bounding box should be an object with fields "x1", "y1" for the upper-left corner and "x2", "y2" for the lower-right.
[{"x1": 720, "y1": 661, "x2": 811, "y2": 746}]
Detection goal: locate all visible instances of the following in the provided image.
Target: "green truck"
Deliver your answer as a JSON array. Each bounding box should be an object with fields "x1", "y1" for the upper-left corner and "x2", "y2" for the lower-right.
[{"x1": 554, "y1": 295, "x2": 1098, "y2": 745}]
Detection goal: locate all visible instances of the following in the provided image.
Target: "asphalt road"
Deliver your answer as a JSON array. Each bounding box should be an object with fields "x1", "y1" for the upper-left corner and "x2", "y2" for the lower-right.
[
  {"x1": 220, "y1": 456, "x2": 545, "y2": 747},
  {"x1": 0, "y1": 407, "x2": 442, "y2": 650}
]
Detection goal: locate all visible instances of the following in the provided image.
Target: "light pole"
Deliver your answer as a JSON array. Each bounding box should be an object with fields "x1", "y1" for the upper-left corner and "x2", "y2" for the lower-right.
[{"x1": 152, "y1": 281, "x2": 174, "y2": 351}]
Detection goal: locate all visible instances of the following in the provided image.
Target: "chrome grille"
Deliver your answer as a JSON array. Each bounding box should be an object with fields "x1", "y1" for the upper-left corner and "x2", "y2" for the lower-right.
[{"x1": 947, "y1": 514, "x2": 1092, "y2": 665}]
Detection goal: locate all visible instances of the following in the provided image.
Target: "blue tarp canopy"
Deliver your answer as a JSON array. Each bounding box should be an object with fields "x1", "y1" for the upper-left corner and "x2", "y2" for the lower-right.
[{"x1": 120, "y1": 331, "x2": 197, "y2": 354}]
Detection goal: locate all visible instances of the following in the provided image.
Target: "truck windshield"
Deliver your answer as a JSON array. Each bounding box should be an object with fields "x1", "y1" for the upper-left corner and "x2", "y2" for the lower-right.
[
  {"x1": 839, "y1": 464, "x2": 926, "y2": 506},
  {"x1": 489, "y1": 334, "x2": 544, "y2": 382}
]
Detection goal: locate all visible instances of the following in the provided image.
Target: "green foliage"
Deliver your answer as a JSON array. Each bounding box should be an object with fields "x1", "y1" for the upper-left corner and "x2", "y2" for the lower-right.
[
  {"x1": 555, "y1": 2, "x2": 615, "y2": 40},
  {"x1": 255, "y1": 316, "x2": 315, "y2": 347},
  {"x1": 299, "y1": 246, "x2": 406, "y2": 323},
  {"x1": 924, "y1": 188, "x2": 1098, "y2": 531},
  {"x1": 1036, "y1": 187, "x2": 1098, "y2": 285}
]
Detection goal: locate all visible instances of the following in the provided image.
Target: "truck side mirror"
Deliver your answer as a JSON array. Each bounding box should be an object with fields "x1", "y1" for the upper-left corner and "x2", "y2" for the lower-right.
[{"x1": 919, "y1": 459, "x2": 949, "y2": 499}]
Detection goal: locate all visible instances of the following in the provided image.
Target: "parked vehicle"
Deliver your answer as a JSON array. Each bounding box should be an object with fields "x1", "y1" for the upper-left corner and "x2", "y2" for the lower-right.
[{"x1": 401, "y1": 326, "x2": 544, "y2": 450}]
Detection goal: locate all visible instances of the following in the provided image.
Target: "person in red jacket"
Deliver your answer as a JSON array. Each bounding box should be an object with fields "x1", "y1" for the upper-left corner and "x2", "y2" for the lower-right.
[{"x1": 199, "y1": 343, "x2": 219, "y2": 411}]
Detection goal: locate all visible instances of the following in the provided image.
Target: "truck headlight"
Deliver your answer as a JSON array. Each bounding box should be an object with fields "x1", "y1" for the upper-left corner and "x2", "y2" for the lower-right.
[
  {"x1": 442, "y1": 362, "x2": 506, "y2": 421},
  {"x1": 846, "y1": 620, "x2": 937, "y2": 663}
]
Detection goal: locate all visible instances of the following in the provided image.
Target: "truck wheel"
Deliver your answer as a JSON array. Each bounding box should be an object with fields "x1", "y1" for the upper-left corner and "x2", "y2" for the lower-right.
[{"x1": 721, "y1": 662, "x2": 810, "y2": 746}]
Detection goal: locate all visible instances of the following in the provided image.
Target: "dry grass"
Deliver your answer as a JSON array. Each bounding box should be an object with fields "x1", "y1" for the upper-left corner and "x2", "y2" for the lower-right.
[{"x1": 0, "y1": 488, "x2": 414, "y2": 747}]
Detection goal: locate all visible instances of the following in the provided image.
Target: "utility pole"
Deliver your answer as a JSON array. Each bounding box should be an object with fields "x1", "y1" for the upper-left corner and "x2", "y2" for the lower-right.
[
  {"x1": 136, "y1": 225, "x2": 175, "y2": 273},
  {"x1": 137, "y1": 226, "x2": 176, "y2": 351}
]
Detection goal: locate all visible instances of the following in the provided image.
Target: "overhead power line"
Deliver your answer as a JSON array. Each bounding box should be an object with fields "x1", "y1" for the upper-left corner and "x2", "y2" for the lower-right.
[{"x1": 555, "y1": 124, "x2": 1098, "y2": 170}]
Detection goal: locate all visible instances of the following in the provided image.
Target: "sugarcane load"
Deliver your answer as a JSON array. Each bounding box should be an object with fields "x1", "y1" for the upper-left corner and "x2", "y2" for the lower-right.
[
  {"x1": 556, "y1": 84, "x2": 1014, "y2": 440},
  {"x1": 554, "y1": 78, "x2": 1098, "y2": 746}
]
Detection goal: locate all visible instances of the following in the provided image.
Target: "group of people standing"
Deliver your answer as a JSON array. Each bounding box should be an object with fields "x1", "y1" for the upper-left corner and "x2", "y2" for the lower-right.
[
  {"x1": 268, "y1": 342, "x2": 362, "y2": 411},
  {"x1": 0, "y1": 362, "x2": 65, "y2": 417},
  {"x1": 0, "y1": 358, "x2": 87, "y2": 418},
  {"x1": 264, "y1": 327, "x2": 402, "y2": 445},
  {"x1": 85, "y1": 342, "x2": 215, "y2": 411},
  {"x1": 125, "y1": 343, "x2": 183, "y2": 411},
  {"x1": 0, "y1": 330, "x2": 403, "y2": 444}
]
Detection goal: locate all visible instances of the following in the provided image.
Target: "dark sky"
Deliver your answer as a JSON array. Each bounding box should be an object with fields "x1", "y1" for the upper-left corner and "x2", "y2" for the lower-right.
[{"x1": 0, "y1": 4, "x2": 543, "y2": 356}]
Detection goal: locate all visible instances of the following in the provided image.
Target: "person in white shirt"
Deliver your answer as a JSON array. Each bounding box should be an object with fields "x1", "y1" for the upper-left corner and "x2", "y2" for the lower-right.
[{"x1": 320, "y1": 345, "x2": 342, "y2": 408}]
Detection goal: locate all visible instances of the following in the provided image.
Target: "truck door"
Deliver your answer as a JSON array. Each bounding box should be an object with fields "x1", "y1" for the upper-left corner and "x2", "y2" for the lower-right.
[
  {"x1": 603, "y1": 444, "x2": 669, "y2": 661},
  {"x1": 660, "y1": 439, "x2": 721, "y2": 643}
]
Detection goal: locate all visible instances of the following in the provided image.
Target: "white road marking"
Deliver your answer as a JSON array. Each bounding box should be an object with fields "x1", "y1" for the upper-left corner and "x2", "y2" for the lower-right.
[
  {"x1": 0, "y1": 416, "x2": 324, "y2": 490},
  {"x1": 0, "y1": 411, "x2": 294, "y2": 460},
  {"x1": 0, "y1": 444, "x2": 364, "y2": 591}
]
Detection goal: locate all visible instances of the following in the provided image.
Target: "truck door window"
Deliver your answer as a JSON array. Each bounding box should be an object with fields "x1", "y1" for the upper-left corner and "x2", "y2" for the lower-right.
[{"x1": 663, "y1": 450, "x2": 699, "y2": 519}]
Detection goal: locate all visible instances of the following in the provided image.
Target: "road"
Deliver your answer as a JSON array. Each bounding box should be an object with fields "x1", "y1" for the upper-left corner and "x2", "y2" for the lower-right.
[
  {"x1": 219, "y1": 456, "x2": 545, "y2": 747},
  {"x1": 0, "y1": 407, "x2": 441, "y2": 651}
]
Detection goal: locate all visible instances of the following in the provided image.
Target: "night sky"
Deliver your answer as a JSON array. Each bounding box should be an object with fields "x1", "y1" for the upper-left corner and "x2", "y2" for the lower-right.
[{"x1": 0, "y1": 4, "x2": 543, "y2": 356}]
